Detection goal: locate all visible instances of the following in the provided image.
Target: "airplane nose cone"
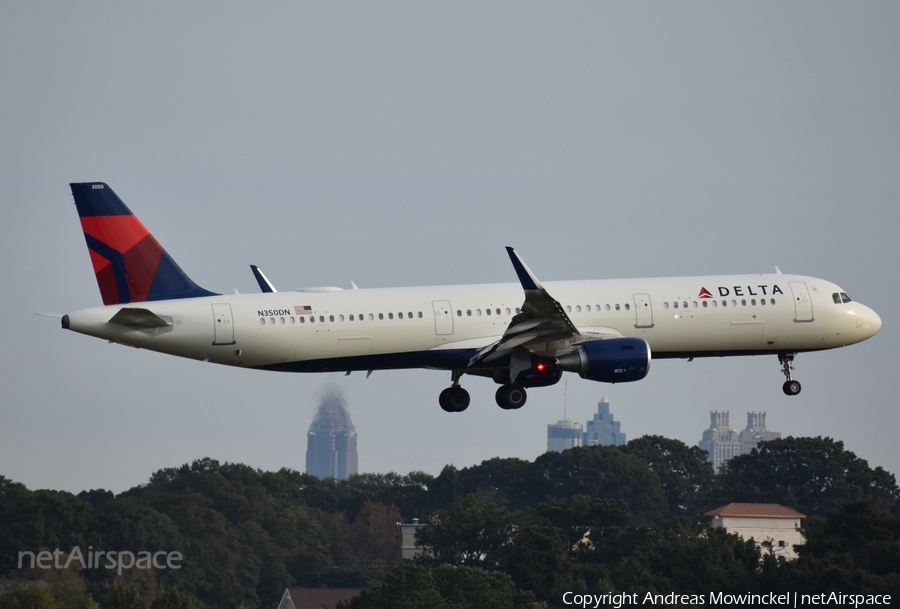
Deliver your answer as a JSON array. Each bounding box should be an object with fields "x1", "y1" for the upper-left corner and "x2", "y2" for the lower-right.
[
  {"x1": 858, "y1": 305, "x2": 882, "y2": 338},
  {"x1": 869, "y1": 308, "x2": 882, "y2": 335}
]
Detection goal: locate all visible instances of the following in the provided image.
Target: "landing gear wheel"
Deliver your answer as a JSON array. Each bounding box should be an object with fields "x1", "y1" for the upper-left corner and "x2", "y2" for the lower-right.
[
  {"x1": 783, "y1": 380, "x2": 801, "y2": 396},
  {"x1": 439, "y1": 386, "x2": 470, "y2": 412},
  {"x1": 495, "y1": 384, "x2": 527, "y2": 410},
  {"x1": 778, "y1": 353, "x2": 801, "y2": 396}
]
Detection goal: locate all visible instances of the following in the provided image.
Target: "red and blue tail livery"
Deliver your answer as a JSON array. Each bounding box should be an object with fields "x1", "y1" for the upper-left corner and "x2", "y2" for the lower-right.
[{"x1": 70, "y1": 183, "x2": 216, "y2": 305}]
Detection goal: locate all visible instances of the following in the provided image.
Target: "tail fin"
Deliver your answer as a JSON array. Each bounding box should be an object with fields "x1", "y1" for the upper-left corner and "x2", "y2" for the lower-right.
[{"x1": 70, "y1": 182, "x2": 217, "y2": 305}]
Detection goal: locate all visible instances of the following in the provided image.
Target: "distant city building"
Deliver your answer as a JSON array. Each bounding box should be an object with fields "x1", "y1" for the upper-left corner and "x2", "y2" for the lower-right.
[
  {"x1": 399, "y1": 518, "x2": 432, "y2": 560},
  {"x1": 739, "y1": 412, "x2": 781, "y2": 455},
  {"x1": 306, "y1": 393, "x2": 358, "y2": 480},
  {"x1": 583, "y1": 397, "x2": 626, "y2": 446},
  {"x1": 699, "y1": 411, "x2": 781, "y2": 471},
  {"x1": 547, "y1": 419, "x2": 583, "y2": 452},
  {"x1": 706, "y1": 503, "x2": 806, "y2": 560}
]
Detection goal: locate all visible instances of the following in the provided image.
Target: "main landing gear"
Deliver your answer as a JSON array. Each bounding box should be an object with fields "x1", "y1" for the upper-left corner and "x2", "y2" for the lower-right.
[
  {"x1": 779, "y1": 353, "x2": 801, "y2": 396},
  {"x1": 438, "y1": 372, "x2": 529, "y2": 412},
  {"x1": 496, "y1": 384, "x2": 527, "y2": 410},
  {"x1": 439, "y1": 370, "x2": 471, "y2": 412}
]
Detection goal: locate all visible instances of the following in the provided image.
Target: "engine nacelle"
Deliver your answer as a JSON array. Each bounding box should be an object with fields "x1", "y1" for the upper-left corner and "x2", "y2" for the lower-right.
[
  {"x1": 556, "y1": 338, "x2": 651, "y2": 383},
  {"x1": 494, "y1": 356, "x2": 563, "y2": 388}
]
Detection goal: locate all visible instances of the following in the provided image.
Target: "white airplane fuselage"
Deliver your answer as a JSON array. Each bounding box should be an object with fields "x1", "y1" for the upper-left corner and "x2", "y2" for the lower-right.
[
  {"x1": 61, "y1": 182, "x2": 882, "y2": 410},
  {"x1": 64, "y1": 273, "x2": 880, "y2": 371}
]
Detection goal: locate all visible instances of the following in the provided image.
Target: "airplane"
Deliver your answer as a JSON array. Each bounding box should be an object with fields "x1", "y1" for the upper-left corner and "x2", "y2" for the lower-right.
[{"x1": 61, "y1": 182, "x2": 882, "y2": 412}]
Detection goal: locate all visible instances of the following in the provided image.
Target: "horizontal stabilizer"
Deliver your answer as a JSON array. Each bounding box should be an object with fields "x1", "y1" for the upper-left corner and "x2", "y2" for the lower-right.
[{"x1": 109, "y1": 307, "x2": 172, "y2": 329}]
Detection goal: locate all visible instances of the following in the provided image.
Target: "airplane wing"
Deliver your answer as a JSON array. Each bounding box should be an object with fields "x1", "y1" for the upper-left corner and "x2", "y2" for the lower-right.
[{"x1": 469, "y1": 248, "x2": 581, "y2": 366}]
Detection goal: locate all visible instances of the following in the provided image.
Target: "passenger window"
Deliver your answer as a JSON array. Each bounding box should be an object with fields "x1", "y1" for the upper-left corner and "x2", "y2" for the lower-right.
[
  {"x1": 586, "y1": 305, "x2": 592, "y2": 312},
  {"x1": 279, "y1": 317, "x2": 285, "y2": 324},
  {"x1": 388, "y1": 312, "x2": 393, "y2": 320},
  {"x1": 566, "y1": 305, "x2": 572, "y2": 313},
  {"x1": 378, "y1": 313, "x2": 384, "y2": 320},
  {"x1": 663, "y1": 302, "x2": 669, "y2": 309},
  {"x1": 300, "y1": 317, "x2": 306, "y2": 323},
  {"x1": 418, "y1": 311, "x2": 423, "y2": 318},
  {"x1": 496, "y1": 308, "x2": 501, "y2": 315},
  {"x1": 702, "y1": 301, "x2": 708, "y2": 308},
  {"x1": 721, "y1": 300, "x2": 727, "y2": 307},
  {"x1": 258, "y1": 318, "x2": 265, "y2": 326},
  {"x1": 615, "y1": 304, "x2": 620, "y2": 311},
  {"x1": 576, "y1": 305, "x2": 582, "y2": 312},
  {"x1": 741, "y1": 299, "x2": 746, "y2": 306},
  {"x1": 486, "y1": 308, "x2": 491, "y2": 316},
  {"x1": 467, "y1": 309, "x2": 472, "y2": 316},
  {"x1": 505, "y1": 308, "x2": 511, "y2": 315},
  {"x1": 398, "y1": 312, "x2": 403, "y2": 319},
  {"x1": 692, "y1": 301, "x2": 698, "y2": 308},
  {"x1": 673, "y1": 302, "x2": 679, "y2": 309}
]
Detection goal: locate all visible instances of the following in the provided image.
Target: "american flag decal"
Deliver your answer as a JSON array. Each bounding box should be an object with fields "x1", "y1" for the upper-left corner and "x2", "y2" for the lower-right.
[{"x1": 295, "y1": 305, "x2": 312, "y2": 315}]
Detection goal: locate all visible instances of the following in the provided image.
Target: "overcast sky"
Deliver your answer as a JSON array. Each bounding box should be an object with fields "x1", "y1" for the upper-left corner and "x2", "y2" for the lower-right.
[{"x1": 2, "y1": 2, "x2": 898, "y2": 494}]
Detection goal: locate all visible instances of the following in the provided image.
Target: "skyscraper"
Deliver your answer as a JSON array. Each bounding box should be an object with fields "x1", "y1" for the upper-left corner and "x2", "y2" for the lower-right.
[
  {"x1": 306, "y1": 393, "x2": 358, "y2": 480},
  {"x1": 547, "y1": 419, "x2": 583, "y2": 452},
  {"x1": 583, "y1": 397, "x2": 626, "y2": 446},
  {"x1": 699, "y1": 411, "x2": 781, "y2": 471},
  {"x1": 699, "y1": 411, "x2": 740, "y2": 471}
]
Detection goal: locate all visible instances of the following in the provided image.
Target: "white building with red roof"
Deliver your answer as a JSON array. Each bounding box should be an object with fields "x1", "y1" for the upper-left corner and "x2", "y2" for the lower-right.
[{"x1": 706, "y1": 503, "x2": 806, "y2": 559}]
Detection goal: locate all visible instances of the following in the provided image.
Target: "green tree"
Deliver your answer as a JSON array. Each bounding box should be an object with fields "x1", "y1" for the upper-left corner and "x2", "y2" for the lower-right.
[
  {"x1": 621, "y1": 435, "x2": 715, "y2": 518},
  {"x1": 531, "y1": 495, "x2": 629, "y2": 556},
  {"x1": 433, "y1": 563, "x2": 539, "y2": 609},
  {"x1": 714, "y1": 437, "x2": 900, "y2": 516},
  {"x1": 525, "y1": 445, "x2": 668, "y2": 523},
  {"x1": 102, "y1": 581, "x2": 146, "y2": 609},
  {"x1": 417, "y1": 494, "x2": 512, "y2": 567},
  {"x1": 342, "y1": 561, "x2": 448, "y2": 609},
  {"x1": 8, "y1": 583, "x2": 58, "y2": 609},
  {"x1": 149, "y1": 588, "x2": 193, "y2": 609},
  {"x1": 500, "y1": 525, "x2": 573, "y2": 601}
]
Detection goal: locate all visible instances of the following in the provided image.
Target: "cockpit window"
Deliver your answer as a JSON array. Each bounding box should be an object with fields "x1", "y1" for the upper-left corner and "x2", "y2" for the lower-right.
[{"x1": 833, "y1": 292, "x2": 853, "y2": 304}]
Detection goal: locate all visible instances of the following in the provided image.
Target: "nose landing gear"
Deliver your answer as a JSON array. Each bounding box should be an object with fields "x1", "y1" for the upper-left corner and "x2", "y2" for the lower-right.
[{"x1": 779, "y1": 353, "x2": 801, "y2": 396}]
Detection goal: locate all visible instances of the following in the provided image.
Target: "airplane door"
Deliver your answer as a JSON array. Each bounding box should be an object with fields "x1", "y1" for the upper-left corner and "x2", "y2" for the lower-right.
[
  {"x1": 789, "y1": 282, "x2": 814, "y2": 322},
  {"x1": 212, "y1": 303, "x2": 236, "y2": 345},
  {"x1": 633, "y1": 293, "x2": 654, "y2": 328},
  {"x1": 432, "y1": 300, "x2": 454, "y2": 335}
]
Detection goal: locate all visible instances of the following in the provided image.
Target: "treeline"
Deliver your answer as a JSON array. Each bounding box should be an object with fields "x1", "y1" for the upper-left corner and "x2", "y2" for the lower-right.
[{"x1": 1, "y1": 436, "x2": 898, "y2": 609}]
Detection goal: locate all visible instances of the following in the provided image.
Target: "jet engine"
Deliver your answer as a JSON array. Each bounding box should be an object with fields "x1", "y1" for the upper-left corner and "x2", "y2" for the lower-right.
[{"x1": 556, "y1": 337, "x2": 651, "y2": 383}]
